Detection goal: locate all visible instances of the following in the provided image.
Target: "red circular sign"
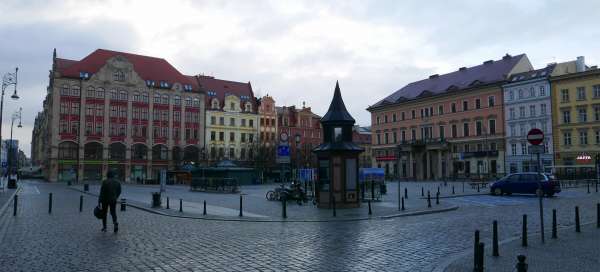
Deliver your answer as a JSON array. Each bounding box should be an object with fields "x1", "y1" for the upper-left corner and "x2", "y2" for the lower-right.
[{"x1": 527, "y1": 128, "x2": 544, "y2": 145}]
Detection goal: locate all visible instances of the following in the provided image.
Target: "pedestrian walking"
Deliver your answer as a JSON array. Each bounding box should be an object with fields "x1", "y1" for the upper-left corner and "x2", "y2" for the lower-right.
[{"x1": 99, "y1": 170, "x2": 122, "y2": 233}]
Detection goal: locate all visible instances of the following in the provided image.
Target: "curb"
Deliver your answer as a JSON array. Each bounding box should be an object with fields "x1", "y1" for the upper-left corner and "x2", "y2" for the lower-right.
[
  {"x1": 430, "y1": 218, "x2": 600, "y2": 272},
  {"x1": 67, "y1": 186, "x2": 459, "y2": 223}
]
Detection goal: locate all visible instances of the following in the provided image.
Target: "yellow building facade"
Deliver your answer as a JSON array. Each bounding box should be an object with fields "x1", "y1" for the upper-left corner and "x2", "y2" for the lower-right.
[{"x1": 551, "y1": 68, "x2": 600, "y2": 174}]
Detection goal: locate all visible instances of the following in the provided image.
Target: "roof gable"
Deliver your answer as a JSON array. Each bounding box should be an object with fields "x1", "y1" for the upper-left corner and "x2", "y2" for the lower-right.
[{"x1": 198, "y1": 75, "x2": 256, "y2": 111}]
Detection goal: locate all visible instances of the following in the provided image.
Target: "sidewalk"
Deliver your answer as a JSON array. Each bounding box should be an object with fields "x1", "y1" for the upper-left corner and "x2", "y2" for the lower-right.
[
  {"x1": 444, "y1": 223, "x2": 600, "y2": 272},
  {"x1": 70, "y1": 181, "x2": 463, "y2": 221}
]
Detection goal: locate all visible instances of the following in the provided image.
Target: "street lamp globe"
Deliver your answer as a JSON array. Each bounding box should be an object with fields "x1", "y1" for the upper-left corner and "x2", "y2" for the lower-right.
[{"x1": 11, "y1": 90, "x2": 19, "y2": 100}]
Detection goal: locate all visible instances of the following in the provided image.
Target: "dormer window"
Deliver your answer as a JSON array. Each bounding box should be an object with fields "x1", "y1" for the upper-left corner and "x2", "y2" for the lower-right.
[
  {"x1": 211, "y1": 98, "x2": 219, "y2": 109},
  {"x1": 334, "y1": 127, "x2": 342, "y2": 142},
  {"x1": 159, "y1": 81, "x2": 169, "y2": 88},
  {"x1": 245, "y1": 102, "x2": 252, "y2": 112},
  {"x1": 207, "y1": 91, "x2": 217, "y2": 96},
  {"x1": 183, "y1": 84, "x2": 193, "y2": 91},
  {"x1": 113, "y1": 70, "x2": 125, "y2": 82},
  {"x1": 146, "y1": 80, "x2": 156, "y2": 87},
  {"x1": 79, "y1": 71, "x2": 90, "y2": 79}
]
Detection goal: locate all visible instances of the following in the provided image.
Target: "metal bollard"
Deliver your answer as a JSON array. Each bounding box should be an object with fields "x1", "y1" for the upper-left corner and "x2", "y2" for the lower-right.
[
  {"x1": 332, "y1": 196, "x2": 337, "y2": 217},
  {"x1": 179, "y1": 199, "x2": 183, "y2": 213},
  {"x1": 597, "y1": 203, "x2": 599, "y2": 229},
  {"x1": 516, "y1": 255, "x2": 528, "y2": 272},
  {"x1": 404, "y1": 187, "x2": 408, "y2": 199},
  {"x1": 473, "y1": 230, "x2": 480, "y2": 269},
  {"x1": 401, "y1": 197, "x2": 405, "y2": 211},
  {"x1": 552, "y1": 209, "x2": 557, "y2": 239},
  {"x1": 437, "y1": 186, "x2": 440, "y2": 194},
  {"x1": 79, "y1": 195, "x2": 83, "y2": 212},
  {"x1": 452, "y1": 186, "x2": 455, "y2": 195},
  {"x1": 239, "y1": 195, "x2": 243, "y2": 217},
  {"x1": 575, "y1": 206, "x2": 581, "y2": 232},
  {"x1": 282, "y1": 198, "x2": 287, "y2": 218},
  {"x1": 475, "y1": 242, "x2": 485, "y2": 272},
  {"x1": 166, "y1": 197, "x2": 170, "y2": 209},
  {"x1": 368, "y1": 200, "x2": 372, "y2": 215},
  {"x1": 477, "y1": 183, "x2": 480, "y2": 192},
  {"x1": 427, "y1": 191, "x2": 431, "y2": 208},
  {"x1": 49, "y1": 193, "x2": 53, "y2": 214},
  {"x1": 522, "y1": 214, "x2": 528, "y2": 247},
  {"x1": 588, "y1": 182, "x2": 590, "y2": 194},
  {"x1": 436, "y1": 192, "x2": 440, "y2": 205},
  {"x1": 421, "y1": 187, "x2": 424, "y2": 197},
  {"x1": 13, "y1": 195, "x2": 18, "y2": 216},
  {"x1": 203, "y1": 200, "x2": 207, "y2": 215},
  {"x1": 84, "y1": 183, "x2": 89, "y2": 192},
  {"x1": 492, "y1": 220, "x2": 499, "y2": 257},
  {"x1": 120, "y1": 199, "x2": 126, "y2": 211}
]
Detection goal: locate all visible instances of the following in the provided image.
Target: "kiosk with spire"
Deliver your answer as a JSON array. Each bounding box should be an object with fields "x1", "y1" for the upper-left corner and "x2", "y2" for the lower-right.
[{"x1": 313, "y1": 82, "x2": 364, "y2": 208}]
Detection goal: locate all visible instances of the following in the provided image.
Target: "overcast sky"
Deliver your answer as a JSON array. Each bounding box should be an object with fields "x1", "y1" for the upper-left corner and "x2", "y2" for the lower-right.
[{"x1": 1, "y1": 0, "x2": 599, "y2": 156}]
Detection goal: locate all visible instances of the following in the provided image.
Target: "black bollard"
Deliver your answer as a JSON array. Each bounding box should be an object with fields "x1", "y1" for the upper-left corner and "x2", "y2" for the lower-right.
[
  {"x1": 473, "y1": 230, "x2": 480, "y2": 269},
  {"x1": 575, "y1": 206, "x2": 580, "y2": 232},
  {"x1": 477, "y1": 183, "x2": 480, "y2": 193},
  {"x1": 48, "y1": 193, "x2": 53, "y2": 214},
  {"x1": 597, "y1": 203, "x2": 600, "y2": 229},
  {"x1": 475, "y1": 242, "x2": 485, "y2": 272},
  {"x1": 492, "y1": 220, "x2": 499, "y2": 257},
  {"x1": 282, "y1": 198, "x2": 287, "y2": 218},
  {"x1": 462, "y1": 180, "x2": 465, "y2": 193},
  {"x1": 522, "y1": 214, "x2": 528, "y2": 247},
  {"x1": 239, "y1": 195, "x2": 243, "y2": 217},
  {"x1": 13, "y1": 195, "x2": 18, "y2": 216},
  {"x1": 436, "y1": 192, "x2": 440, "y2": 205},
  {"x1": 588, "y1": 182, "x2": 590, "y2": 194},
  {"x1": 203, "y1": 200, "x2": 207, "y2": 215},
  {"x1": 596, "y1": 180, "x2": 598, "y2": 193},
  {"x1": 79, "y1": 195, "x2": 83, "y2": 212},
  {"x1": 401, "y1": 197, "x2": 405, "y2": 211},
  {"x1": 120, "y1": 199, "x2": 126, "y2": 211},
  {"x1": 84, "y1": 183, "x2": 89, "y2": 192},
  {"x1": 368, "y1": 200, "x2": 372, "y2": 215},
  {"x1": 427, "y1": 191, "x2": 431, "y2": 208},
  {"x1": 452, "y1": 186, "x2": 455, "y2": 195},
  {"x1": 552, "y1": 209, "x2": 557, "y2": 239},
  {"x1": 516, "y1": 255, "x2": 528, "y2": 272},
  {"x1": 166, "y1": 197, "x2": 170, "y2": 209},
  {"x1": 421, "y1": 187, "x2": 424, "y2": 197},
  {"x1": 179, "y1": 199, "x2": 183, "y2": 212},
  {"x1": 404, "y1": 187, "x2": 408, "y2": 199},
  {"x1": 437, "y1": 186, "x2": 440, "y2": 194}
]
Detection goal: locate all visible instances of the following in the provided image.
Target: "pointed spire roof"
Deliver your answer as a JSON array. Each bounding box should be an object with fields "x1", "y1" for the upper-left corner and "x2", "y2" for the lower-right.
[{"x1": 321, "y1": 81, "x2": 355, "y2": 123}]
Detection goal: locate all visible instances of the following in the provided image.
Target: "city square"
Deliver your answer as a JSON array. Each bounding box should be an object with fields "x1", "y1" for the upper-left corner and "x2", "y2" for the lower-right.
[{"x1": 1, "y1": 1, "x2": 600, "y2": 271}]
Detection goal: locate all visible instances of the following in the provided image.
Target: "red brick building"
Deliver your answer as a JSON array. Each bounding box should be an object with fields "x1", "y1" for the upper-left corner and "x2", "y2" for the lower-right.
[{"x1": 276, "y1": 103, "x2": 322, "y2": 168}]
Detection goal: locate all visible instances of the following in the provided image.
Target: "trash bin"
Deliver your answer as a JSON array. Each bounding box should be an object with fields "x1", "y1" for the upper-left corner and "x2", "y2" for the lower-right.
[{"x1": 152, "y1": 192, "x2": 161, "y2": 207}]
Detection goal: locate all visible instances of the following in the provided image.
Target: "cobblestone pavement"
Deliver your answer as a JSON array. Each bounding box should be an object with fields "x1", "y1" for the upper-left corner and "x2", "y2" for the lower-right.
[
  {"x1": 445, "y1": 224, "x2": 600, "y2": 272},
  {"x1": 0, "y1": 180, "x2": 598, "y2": 271},
  {"x1": 73, "y1": 181, "x2": 476, "y2": 220}
]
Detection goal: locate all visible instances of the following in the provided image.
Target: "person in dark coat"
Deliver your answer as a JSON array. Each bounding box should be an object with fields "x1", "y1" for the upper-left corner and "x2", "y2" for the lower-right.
[{"x1": 99, "y1": 170, "x2": 122, "y2": 232}]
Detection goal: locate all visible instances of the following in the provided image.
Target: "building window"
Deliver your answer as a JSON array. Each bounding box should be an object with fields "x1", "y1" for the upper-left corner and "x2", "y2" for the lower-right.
[
  {"x1": 562, "y1": 111, "x2": 570, "y2": 124},
  {"x1": 463, "y1": 100, "x2": 468, "y2": 111},
  {"x1": 488, "y1": 96, "x2": 495, "y2": 107},
  {"x1": 86, "y1": 87, "x2": 95, "y2": 98},
  {"x1": 393, "y1": 132, "x2": 397, "y2": 143},
  {"x1": 376, "y1": 134, "x2": 381, "y2": 145},
  {"x1": 162, "y1": 95, "x2": 169, "y2": 104},
  {"x1": 119, "y1": 91, "x2": 127, "y2": 100},
  {"x1": 511, "y1": 144, "x2": 517, "y2": 155},
  {"x1": 475, "y1": 99, "x2": 481, "y2": 109},
  {"x1": 476, "y1": 121, "x2": 482, "y2": 136},
  {"x1": 463, "y1": 123, "x2": 469, "y2": 137},
  {"x1": 595, "y1": 107, "x2": 600, "y2": 121},
  {"x1": 509, "y1": 108, "x2": 515, "y2": 119},
  {"x1": 384, "y1": 133, "x2": 389, "y2": 144},
  {"x1": 578, "y1": 108, "x2": 587, "y2": 123},
  {"x1": 384, "y1": 115, "x2": 389, "y2": 123},
  {"x1": 249, "y1": 119, "x2": 254, "y2": 127},
  {"x1": 451, "y1": 103, "x2": 456, "y2": 113},
  {"x1": 230, "y1": 102, "x2": 235, "y2": 111},
  {"x1": 509, "y1": 90, "x2": 514, "y2": 100},
  {"x1": 540, "y1": 104, "x2": 547, "y2": 115},
  {"x1": 392, "y1": 113, "x2": 397, "y2": 122},
  {"x1": 539, "y1": 86, "x2": 546, "y2": 96},
  {"x1": 595, "y1": 130, "x2": 600, "y2": 144},
  {"x1": 490, "y1": 142, "x2": 497, "y2": 151},
  {"x1": 193, "y1": 98, "x2": 200, "y2": 108},
  {"x1": 529, "y1": 105, "x2": 536, "y2": 117},
  {"x1": 577, "y1": 87, "x2": 586, "y2": 100},
  {"x1": 154, "y1": 93, "x2": 161, "y2": 104},
  {"x1": 579, "y1": 131, "x2": 588, "y2": 145},
  {"x1": 593, "y1": 85, "x2": 600, "y2": 98},
  {"x1": 451, "y1": 124, "x2": 457, "y2": 138},
  {"x1": 411, "y1": 129, "x2": 416, "y2": 140},
  {"x1": 519, "y1": 106, "x2": 525, "y2": 118},
  {"x1": 564, "y1": 132, "x2": 571, "y2": 145},
  {"x1": 510, "y1": 125, "x2": 516, "y2": 136},
  {"x1": 529, "y1": 87, "x2": 535, "y2": 97},
  {"x1": 518, "y1": 89, "x2": 524, "y2": 99},
  {"x1": 401, "y1": 112, "x2": 405, "y2": 120},
  {"x1": 174, "y1": 95, "x2": 181, "y2": 105},
  {"x1": 521, "y1": 142, "x2": 527, "y2": 155},
  {"x1": 439, "y1": 126, "x2": 445, "y2": 139},
  {"x1": 464, "y1": 144, "x2": 470, "y2": 152},
  {"x1": 113, "y1": 70, "x2": 125, "y2": 81},
  {"x1": 561, "y1": 89, "x2": 569, "y2": 102},
  {"x1": 489, "y1": 119, "x2": 496, "y2": 135},
  {"x1": 438, "y1": 105, "x2": 444, "y2": 115}
]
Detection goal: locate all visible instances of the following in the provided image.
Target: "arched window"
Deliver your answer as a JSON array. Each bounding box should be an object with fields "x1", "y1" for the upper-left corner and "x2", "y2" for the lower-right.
[
  {"x1": 162, "y1": 95, "x2": 169, "y2": 104},
  {"x1": 109, "y1": 143, "x2": 126, "y2": 160},
  {"x1": 185, "y1": 97, "x2": 192, "y2": 107},
  {"x1": 110, "y1": 90, "x2": 118, "y2": 100},
  {"x1": 86, "y1": 86, "x2": 95, "y2": 98},
  {"x1": 58, "y1": 142, "x2": 78, "y2": 159},
  {"x1": 142, "y1": 92, "x2": 149, "y2": 103},
  {"x1": 61, "y1": 84, "x2": 70, "y2": 96},
  {"x1": 119, "y1": 90, "x2": 128, "y2": 100},
  {"x1": 174, "y1": 95, "x2": 181, "y2": 105},
  {"x1": 183, "y1": 146, "x2": 200, "y2": 163},
  {"x1": 71, "y1": 85, "x2": 80, "y2": 96},
  {"x1": 193, "y1": 98, "x2": 200, "y2": 107},
  {"x1": 84, "y1": 142, "x2": 103, "y2": 160},
  {"x1": 132, "y1": 144, "x2": 148, "y2": 160},
  {"x1": 154, "y1": 93, "x2": 161, "y2": 104},
  {"x1": 113, "y1": 70, "x2": 125, "y2": 81},
  {"x1": 152, "y1": 145, "x2": 168, "y2": 160},
  {"x1": 133, "y1": 91, "x2": 140, "y2": 102},
  {"x1": 211, "y1": 98, "x2": 219, "y2": 109},
  {"x1": 96, "y1": 88, "x2": 105, "y2": 99}
]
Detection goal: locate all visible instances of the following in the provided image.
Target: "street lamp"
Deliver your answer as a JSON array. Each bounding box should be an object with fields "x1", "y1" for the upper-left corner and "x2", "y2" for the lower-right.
[
  {"x1": 1, "y1": 67, "x2": 19, "y2": 179},
  {"x1": 6, "y1": 107, "x2": 22, "y2": 189}
]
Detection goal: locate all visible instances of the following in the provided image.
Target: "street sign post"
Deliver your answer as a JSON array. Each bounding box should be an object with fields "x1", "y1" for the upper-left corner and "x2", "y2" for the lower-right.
[
  {"x1": 278, "y1": 132, "x2": 291, "y2": 183},
  {"x1": 527, "y1": 128, "x2": 545, "y2": 243}
]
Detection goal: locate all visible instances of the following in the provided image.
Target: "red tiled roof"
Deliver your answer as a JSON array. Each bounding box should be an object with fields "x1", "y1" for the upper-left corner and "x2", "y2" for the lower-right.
[
  {"x1": 56, "y1": 49, "x2": 198, "y2": 90},
  {"x1": 197, "y1": 75, "x2": 256, "y2": 111}
]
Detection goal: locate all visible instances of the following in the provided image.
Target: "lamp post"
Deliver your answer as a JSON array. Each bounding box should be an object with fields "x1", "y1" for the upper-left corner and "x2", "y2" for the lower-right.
[
  {"x1": 7, "y1": 107, "x2": 22, "y2": 189},
  {"x1": 1, "y1": 68, "x2": 19, "y2": 178}
]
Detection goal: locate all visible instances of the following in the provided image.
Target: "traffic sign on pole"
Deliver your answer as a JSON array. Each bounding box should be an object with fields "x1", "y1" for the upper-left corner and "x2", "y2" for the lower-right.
[{"x1": 527, "y1": 128, "x2": 544, "y2": 145}]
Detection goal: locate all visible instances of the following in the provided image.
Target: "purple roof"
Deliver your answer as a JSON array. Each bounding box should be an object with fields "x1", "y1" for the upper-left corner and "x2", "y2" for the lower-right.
[{"x1": 370, "y1": 54, "x2": 527, "y2": 109}]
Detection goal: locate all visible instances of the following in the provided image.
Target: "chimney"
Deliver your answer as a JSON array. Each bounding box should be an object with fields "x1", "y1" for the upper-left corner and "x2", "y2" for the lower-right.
[
  {"x1": 429, "y1": 74, "x2": 439, "y2": 79},
  {"x1": 459, "y1": 67, "x2": 467, "y2": 71},
  {"x1": 502, "y1": 53, "x2": 512, "y2": 60},
  {"x1": 576, "y1": 56, "x2": 586, "y2": 72}
]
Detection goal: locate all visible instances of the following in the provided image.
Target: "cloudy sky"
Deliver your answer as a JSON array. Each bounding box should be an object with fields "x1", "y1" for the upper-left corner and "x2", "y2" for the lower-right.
[{"x1": 1, "y1": 0, "x2": 599, "y2": 156}]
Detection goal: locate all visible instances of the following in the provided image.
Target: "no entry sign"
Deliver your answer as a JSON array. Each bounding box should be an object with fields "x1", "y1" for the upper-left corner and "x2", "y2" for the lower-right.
[{"x1": 527, "y1": 128, "x2": 544, "y2": 145}]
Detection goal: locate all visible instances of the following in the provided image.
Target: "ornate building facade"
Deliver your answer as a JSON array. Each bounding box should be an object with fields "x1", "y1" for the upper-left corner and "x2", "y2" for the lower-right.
[
  {"x1": 34, "y1": 49, "x2": 205, "y2": 183},
  {"x1": 276, "y1": 103, "x2": 322, "y2": 169},
  {"x1": 368, "y1": 54, "x2": 533, "y2": 180}
]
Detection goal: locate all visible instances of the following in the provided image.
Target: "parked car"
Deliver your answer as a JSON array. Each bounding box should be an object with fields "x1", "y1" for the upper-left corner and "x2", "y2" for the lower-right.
[{"x1": 490, "y1": 173, "x2": 561, "y2": 197}]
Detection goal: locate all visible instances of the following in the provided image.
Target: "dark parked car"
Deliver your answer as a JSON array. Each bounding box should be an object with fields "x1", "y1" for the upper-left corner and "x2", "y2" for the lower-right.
[{"x1": 490, "y1": 173, "x2": 561, "y2": 197}]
